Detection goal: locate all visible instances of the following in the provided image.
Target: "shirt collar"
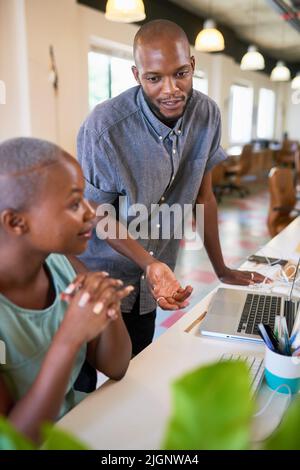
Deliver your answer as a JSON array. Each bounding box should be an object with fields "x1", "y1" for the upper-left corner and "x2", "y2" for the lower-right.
[{"x1": 137, "y1": 87, "x2": 183, "y2": 141}]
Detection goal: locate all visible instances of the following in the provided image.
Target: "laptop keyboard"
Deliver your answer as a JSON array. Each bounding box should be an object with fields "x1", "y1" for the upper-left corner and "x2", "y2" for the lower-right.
[
  {"x1": 237, "y1": 294, "x2": 280, "y2": 335},
  {"x1": 221, "y1": 353, "x2": 264, "y2": 395}
]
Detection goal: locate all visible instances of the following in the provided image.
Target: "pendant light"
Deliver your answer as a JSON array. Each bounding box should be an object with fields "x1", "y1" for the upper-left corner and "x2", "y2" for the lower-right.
[
  {"x1": 195, "y1": 19, "x2": 225, "y2": 52},
  {"x1": 240, "y1": 45, "x2": 265, "y2": 71},
  {"x1": 195, "y1": 1, "x2": 225, "y2": 52},
  {"x1": 240, "y1": 1, "x2": 265, "y2": 71},
  {"x1": 270, "y1": 61, "x2": 291, "y2": 82},
  {"x1": 270, "y1": 20, "x2": 290, "y2": 82},
  {"x1": 291, "y1": 72, "x2": 300, "y2": 89},
  {"x1": 105, "y1": 0, "x2": 146, "y2": 23}
]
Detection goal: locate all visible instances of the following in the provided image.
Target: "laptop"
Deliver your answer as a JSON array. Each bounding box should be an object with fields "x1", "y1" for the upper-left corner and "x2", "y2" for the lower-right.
[{"x1": 200, "y1": 257, "x2": 300, "y2": 343}]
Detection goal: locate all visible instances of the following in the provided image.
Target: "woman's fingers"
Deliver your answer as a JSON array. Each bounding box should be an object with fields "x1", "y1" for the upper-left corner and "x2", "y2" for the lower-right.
[
  {"x1": 79, "y1": 276, "x2": 124, "y2": 304},
  {"x1": 63, "y1": 273, "x2": 123, "y2": 306},
  {"x1": 62, "y1": 272, "x2": 134, "y2": 322},
  {"x1": 61, "y1": 272, "x2": 109, "y2": 302},
  {"x1": 60, "y1": 273, "x2": 87, "y2": 302},
  {"x1": 116, "y1": 285, "x2": 135, "y2": 300},
  {"x1": 92, "y1": 285, "x2": 134, "y2": 316}
]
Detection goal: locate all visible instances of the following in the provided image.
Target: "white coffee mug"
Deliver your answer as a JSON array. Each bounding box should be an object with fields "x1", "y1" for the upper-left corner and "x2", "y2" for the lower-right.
[{"x1": 265, "y1": 346, "x2": 300, "y2": 394}]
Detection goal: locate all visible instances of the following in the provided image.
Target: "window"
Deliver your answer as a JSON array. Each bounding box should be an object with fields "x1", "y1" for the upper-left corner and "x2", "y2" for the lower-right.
[
  {"x1": 193, "y1": 70, "x2": 208, "y2": 95},
  {"x1": 257, "y1": 88, "x2": 276, "y2": 140},
  {"x1": 88, "y1": 51, "x2": 136, "y2": 109},
  {"x1": 229, "y1": 84, "x2": 254, "y2": 144}
]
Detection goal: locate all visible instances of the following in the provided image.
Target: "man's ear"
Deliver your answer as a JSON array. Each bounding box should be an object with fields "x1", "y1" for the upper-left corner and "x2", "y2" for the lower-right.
[
  {"x1": 132, "y1": 65, "x2": 141, "y2": 84},
  {"x1": 190, "y1": 56, "x2": 195, "y2": 73},
  {"x1": 0, "y1": 210, "x2": 29, "y2": 236}
]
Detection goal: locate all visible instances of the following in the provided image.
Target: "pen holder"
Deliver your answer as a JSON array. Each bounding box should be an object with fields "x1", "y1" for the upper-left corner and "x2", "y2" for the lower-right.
[{"x1": 265, "y1": 347, "x2": 300, "y2": 394}]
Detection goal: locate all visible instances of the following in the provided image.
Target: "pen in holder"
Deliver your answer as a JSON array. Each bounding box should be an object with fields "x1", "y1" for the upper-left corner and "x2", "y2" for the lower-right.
[{"x1": 264, "y1": 346, "x2": 300, "y2": 395}]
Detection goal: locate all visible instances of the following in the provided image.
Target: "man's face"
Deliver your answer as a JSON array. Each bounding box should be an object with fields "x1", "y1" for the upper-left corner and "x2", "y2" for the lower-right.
[
  {"x1": 26, "y1": 158, "x2": 96, "y2": 255},
  {"x1": 133, "y1": 38, "x2": 195, "y2": 123}
]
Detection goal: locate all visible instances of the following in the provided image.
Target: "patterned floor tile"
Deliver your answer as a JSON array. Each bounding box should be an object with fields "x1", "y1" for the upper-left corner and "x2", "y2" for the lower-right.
[
  {"x1": 182, "y1": 269, "x2": 217, "y2": 284},
  {"x1": 160, "y1": 310, "x2": 186, "y2": 328}
]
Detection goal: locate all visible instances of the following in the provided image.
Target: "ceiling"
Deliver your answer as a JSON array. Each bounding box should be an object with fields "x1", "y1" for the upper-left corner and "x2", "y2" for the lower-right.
[
  {"x1": 169, "y1": 0, "x2": 300, "y2": 62},
  {"x1": 78, "y1": 0, "x2": 300, "y2": 73}
]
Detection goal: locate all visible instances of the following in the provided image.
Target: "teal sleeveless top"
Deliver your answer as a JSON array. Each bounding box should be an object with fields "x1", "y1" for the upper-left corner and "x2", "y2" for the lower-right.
[{"x1": 0, "y1": 254, "x2": 87, "y2": 419}]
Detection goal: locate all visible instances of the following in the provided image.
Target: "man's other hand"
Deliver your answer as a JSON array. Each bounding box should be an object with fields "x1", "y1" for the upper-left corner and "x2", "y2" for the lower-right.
[{"x1": 218, "y1": 267, "x2": 272, "y2": 286}]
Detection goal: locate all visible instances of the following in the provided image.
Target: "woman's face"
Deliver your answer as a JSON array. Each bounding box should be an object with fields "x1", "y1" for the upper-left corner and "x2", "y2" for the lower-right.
[{"x1": 25, "y1": 158, "x2": 96, "y2": 256}]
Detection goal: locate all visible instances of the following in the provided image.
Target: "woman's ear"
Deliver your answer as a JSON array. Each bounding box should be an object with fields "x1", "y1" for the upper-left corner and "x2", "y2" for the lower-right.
[{"x1": 0, "y1": 210, "x2": 29, "y2": 236}]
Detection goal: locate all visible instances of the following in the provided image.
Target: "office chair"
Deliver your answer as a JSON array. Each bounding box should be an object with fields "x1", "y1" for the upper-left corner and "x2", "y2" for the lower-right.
[
  {"x1": 275, "y1": 140, "x2": 299, "y2": 168},
  {"x1": 223, "y1": 144, "x2": 252, "y2": 197},
  {"x1": 267, "y1": 167, "x2": 300, "y2": 238}
]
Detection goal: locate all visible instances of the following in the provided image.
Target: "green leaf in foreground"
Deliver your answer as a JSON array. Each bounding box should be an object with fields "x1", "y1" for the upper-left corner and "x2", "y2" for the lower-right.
[
  {"x1": 41, "y1": 423, "x2": 90, "y2": 450},
  {"x1": 264, "y1": 396, "x2": 300, "y2": 450},
  {"x1": 0, "y1": 417, "x2": 35, "y2": 450},
  {"x1": 162, "y1": 360, "x2": 254, "y2": 450}
]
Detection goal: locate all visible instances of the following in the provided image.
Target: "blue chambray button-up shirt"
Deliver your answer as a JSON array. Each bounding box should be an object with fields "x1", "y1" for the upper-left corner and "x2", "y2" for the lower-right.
[{"x1": 77, "y1": 86, "x2": 227, "y2": 314}]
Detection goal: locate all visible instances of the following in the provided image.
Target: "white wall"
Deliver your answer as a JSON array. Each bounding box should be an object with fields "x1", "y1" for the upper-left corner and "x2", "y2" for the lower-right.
[
  {"x1": 173, "y1": 46, "x2": 282, "y2": 148},
  {"x1": 285, "y1": 87, "x2": 300, "y2": 141},
  {"x1": 0, "y1": 0, "x2": 298, "y2": 153},
  {"x1": 0, "y1": 0, "x2": 31, "y2": 141},
  {"x1": 24, "y1": 0, "x2": 138, "y2": 155}
]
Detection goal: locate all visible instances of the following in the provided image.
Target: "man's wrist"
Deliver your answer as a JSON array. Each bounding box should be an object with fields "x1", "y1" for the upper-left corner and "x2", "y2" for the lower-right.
[
  {"x1": 215, "y1": 265, "x2": 229, "y2": 278},
  {"x1": 141, "y1": 254, "x2": 159, "y2": 272}
]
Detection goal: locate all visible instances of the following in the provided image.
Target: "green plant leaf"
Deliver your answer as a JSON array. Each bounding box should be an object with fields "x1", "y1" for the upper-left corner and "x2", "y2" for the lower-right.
[
  {"x1": 41, "y1": 423, "x2": 90, "y2": 450},
  {"x1": 0, "y1": 417, "x2": 35, "y2": 450},
  {"x1": 162, "y1": 360, "x2": 254, "y2": 450},
  {"x1": 263, "y1": 396, "x2": 300, "y2": 450}
]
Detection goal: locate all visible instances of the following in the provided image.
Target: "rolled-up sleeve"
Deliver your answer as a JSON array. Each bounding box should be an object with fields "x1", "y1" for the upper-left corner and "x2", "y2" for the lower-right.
[
  {"x1": 205, "y1": 108, "x2": 227, "y2": 173},
  {"x1": 77, "y1": 125, "x2": 119, "y2": 205}
]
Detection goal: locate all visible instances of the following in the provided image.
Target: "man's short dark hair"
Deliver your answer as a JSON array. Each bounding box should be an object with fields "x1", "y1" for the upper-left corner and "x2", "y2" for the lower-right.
[{"x1": 133, "y1": 19, "x2": 190, "y2": 64}]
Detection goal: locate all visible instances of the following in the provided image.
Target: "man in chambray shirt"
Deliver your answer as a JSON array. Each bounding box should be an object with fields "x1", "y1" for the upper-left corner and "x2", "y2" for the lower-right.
[{"x1": 77, "y1": 20, "x2": 263, "y2": 355}]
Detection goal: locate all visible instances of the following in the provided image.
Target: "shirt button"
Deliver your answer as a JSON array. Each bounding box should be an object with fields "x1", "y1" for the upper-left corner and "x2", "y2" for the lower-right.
[
  {"x1": 159, "y1": 136, "x2": 163, "y2": 141},
  {"x1": 149, "y1": 251, "x2": 154, "y2": 256},
  {"x1": 161, "y1": 196, "x2": 165, "y2": 202},
  {"x1": 172, "y1": 176, "x2": 175, "y2": 181},
  {"x1": 178, "y1": 129, "x2": 182, "y2": 135},
  {"x1": 173, "y1": 149, "x2": 176, "y2": 154},
  {"x1": 156, "y1": 224, "x2": 160, "y2": 228},
  {"x1": 141, "y1": 274, "x2": 145, "y2": 280}
]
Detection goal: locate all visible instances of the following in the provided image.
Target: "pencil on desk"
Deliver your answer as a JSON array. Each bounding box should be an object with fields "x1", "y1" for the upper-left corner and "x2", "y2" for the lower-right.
[{"x1": 184, "y1": 311, "x2": 207, "y2": 333}]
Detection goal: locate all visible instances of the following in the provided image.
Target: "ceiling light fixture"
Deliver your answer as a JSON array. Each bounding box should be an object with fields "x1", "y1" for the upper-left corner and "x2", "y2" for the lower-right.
[
  {"x1": 240, "y1": 45, "x2": 265, "y2": 71},
  {"x1": 270, "y1": 61, "x2": 291, "y2": 81},
  {"x1": 240, "y1": 0, "x2": 265, "y2": 71},
  {"x1": 291, "y1": 72, "x2": 300, "y2": 89},
  {"x1": 195, "y1": 19, "x2": 225, "y2": 52},
  {"x1": 105, "y1": 0, "x2": 146, "y2": 23}
]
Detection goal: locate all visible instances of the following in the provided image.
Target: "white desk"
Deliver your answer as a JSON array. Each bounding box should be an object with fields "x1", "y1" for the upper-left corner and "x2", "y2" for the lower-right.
[{"x1": 58, "y1": 217, "x2": 300, "y2": 450}]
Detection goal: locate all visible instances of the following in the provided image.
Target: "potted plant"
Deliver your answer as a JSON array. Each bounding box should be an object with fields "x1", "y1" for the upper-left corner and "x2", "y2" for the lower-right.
[{"x1": 163, "y1": 361, "x2": 300, "y2": 450}]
